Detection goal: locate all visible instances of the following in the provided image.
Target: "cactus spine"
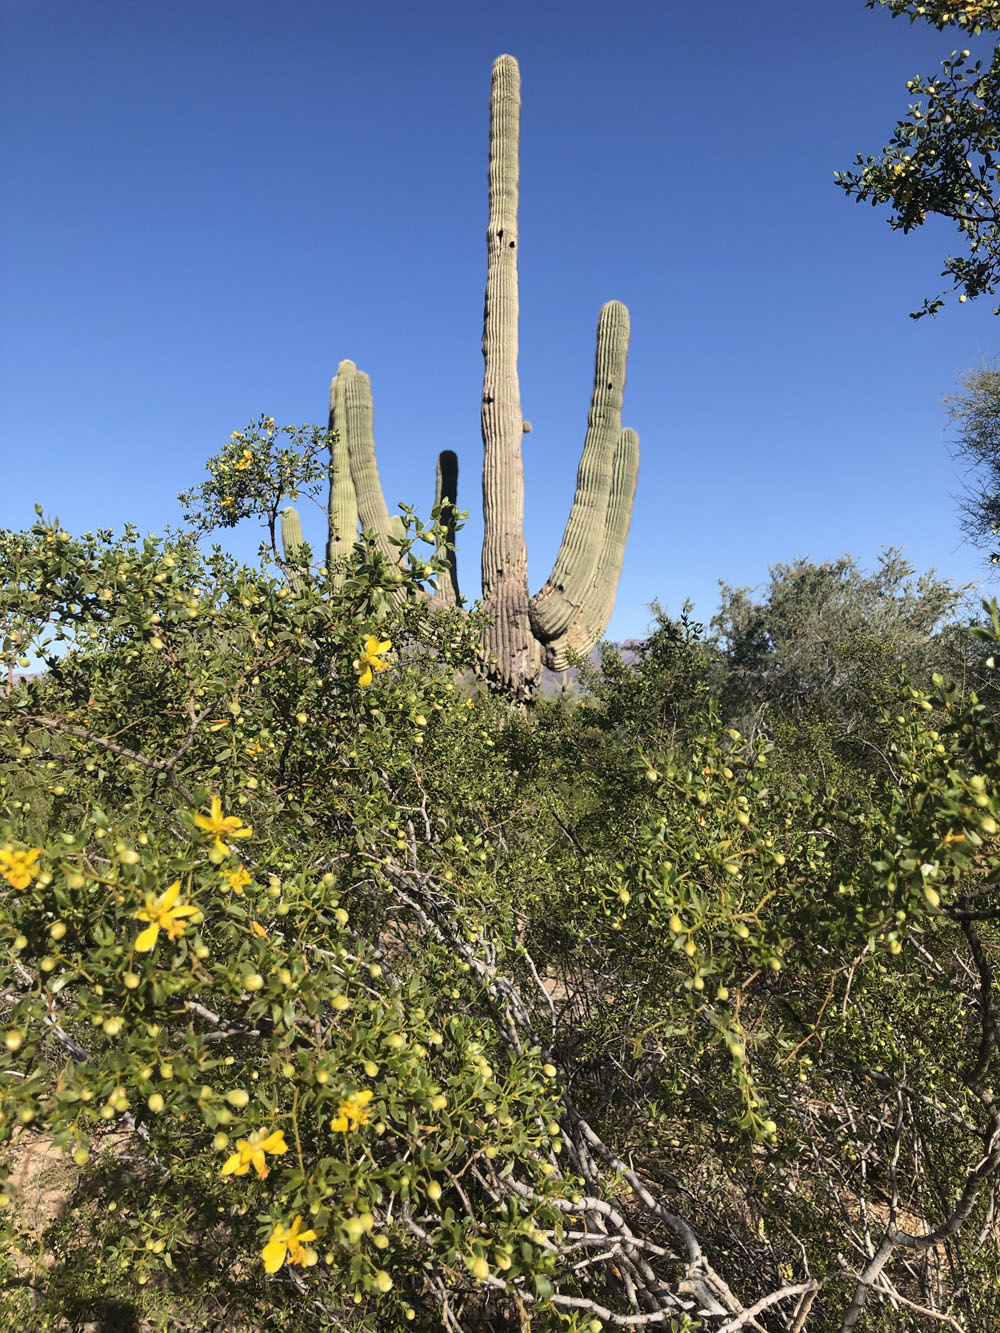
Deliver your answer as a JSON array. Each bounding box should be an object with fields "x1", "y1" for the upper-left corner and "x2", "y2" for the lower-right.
[{"x1": 282, "y1": 54, "x2": 638, "y2": 697}]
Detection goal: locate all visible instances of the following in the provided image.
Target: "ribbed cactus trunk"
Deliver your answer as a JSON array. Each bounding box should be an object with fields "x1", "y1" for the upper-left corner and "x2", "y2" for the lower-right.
[
  {"x1": 326, "y1": 360, "x2": 360, "y2": 587},
  {"x1": 479, "y1": 54, "x2": 540, "y2": 700}
]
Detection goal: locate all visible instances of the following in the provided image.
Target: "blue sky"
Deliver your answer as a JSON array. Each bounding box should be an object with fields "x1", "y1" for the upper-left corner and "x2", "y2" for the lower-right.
[{"x1": 3, "y1": 0, "x2": 1000, "y2": 640}]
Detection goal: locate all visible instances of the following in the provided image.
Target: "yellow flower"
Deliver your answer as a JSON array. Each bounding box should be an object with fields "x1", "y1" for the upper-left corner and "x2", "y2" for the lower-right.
[
  {"x1": 220, "y1": 865, "x2": 252, "y2": 895},
  {"x1": 233, "y1": 449, "x2": 253, "y2": 472},
  {"x1": 262, "y1": 1215, "x2": 318, "y2": 1273},
  {"x1": 0, "y1": 845, "x2": 42, "y2": 890},
  {"x1": 221, "y1": 496, "x2": 236, "y2": 508},
  {"x1": 194, "y1": 795, "x2": 252, "y2": 858},
  {"x1": 354, "y1": 636, "x2": 392, "y2": 688},
  {"x1": 251, "y1": 920, "x2": 267, "y2": 938},
  {"x1": 231, "y1": 431, "x2": 244, "y2": 441},
  {"x1": 133, "y1": 881, "x2": 198, "y2": 952},
  {"x1": 330, "y1": 1088, "x2": 373, "y2": 1133},
  {"x1": 220, "y1": 1127, "x2": 288, "y2": 1180}
]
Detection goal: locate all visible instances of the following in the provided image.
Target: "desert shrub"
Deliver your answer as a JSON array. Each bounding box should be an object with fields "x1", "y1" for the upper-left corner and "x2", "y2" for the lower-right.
[{"x1": 3, "y1": 489, "x2": 1000, "y2": 1330}]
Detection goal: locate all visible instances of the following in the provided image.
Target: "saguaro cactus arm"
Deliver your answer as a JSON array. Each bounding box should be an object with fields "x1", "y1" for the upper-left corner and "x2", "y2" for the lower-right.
[
  {"x1": 280, "y1": 505, "x2": 308, "y2": 592},
  {"x1": 341, "y1": 366, "x2": 397, "y2": 561},
  {"x1": 430, "y1": 449, "x2": 461, "y2": 608},
  {"x1": 529, "y1": 301, "x2": 631, "y2": 644},
  {"x1": 280, "y1": 363, "x2": 455, "y2": 596},
  {"x1": 479, "y1": 54, "x2": 540, "y2": 698},
  {"x1": 326, "y1": 360, "x2": 360, "y2": 586},
  {"x1": 542, "y1": 426, "x2": 639, "y2": 671}
]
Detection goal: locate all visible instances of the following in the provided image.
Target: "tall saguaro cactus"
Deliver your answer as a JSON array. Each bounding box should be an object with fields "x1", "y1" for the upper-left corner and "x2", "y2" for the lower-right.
[
  {"x1": 282, "y1": 54, "x2": 638, "y2": 699},
  {"x1": 479, "y1": 54, "x2": 537, "y2": 695},
  {"x1": 480, "y1": 54, "x2": 639, "y2": 696}
]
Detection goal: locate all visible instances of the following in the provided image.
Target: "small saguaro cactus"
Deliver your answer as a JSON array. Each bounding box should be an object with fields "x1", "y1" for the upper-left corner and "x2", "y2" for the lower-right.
[
  {"x1": 281, "y1": 54, "x2": 639, "y2": 699},
  {"x1": 281, "y1": 358, "x2": 452, "y2": 592}
]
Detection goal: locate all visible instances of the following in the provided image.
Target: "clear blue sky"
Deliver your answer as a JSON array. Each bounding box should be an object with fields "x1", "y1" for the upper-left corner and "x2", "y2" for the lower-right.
[{"x1": 3, "y1": 0, "x2": 1000, "y2": 639}]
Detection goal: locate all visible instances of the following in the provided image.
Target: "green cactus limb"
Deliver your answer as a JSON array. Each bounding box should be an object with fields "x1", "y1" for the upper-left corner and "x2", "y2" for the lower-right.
[
  {"x1": 430, "y1": 449, "x2": 461, "y2": 608},
  {"x1": 324, "y1": 359, "x2": 455, "y2": 592},
  {"x1": 326, "y1": 360, "x2": 360, "y2": 587},
  {"x1": 479, "y1": 54, "x2": 540, "y2": 699},
  {"x1": 341, "y1": 364, "x2": 397, "y2": 561},
  {"x1": 529, "y1": 301, "x2": 631, "y2": 644},
  {"x1": 542, "y1": 427, "x2": 639, "y2": 671},
  {"x1": 280, "y1": 505, "x2": 307, "y2": 592}
]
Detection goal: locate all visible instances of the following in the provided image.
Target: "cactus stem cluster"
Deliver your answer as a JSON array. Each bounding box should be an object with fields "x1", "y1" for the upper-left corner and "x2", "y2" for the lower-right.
[{"x1": 281, "y1": 54, "x2": 638, "y2": 699}]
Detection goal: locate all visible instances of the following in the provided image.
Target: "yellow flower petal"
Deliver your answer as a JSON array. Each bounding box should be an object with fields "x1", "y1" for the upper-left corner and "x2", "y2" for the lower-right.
[
  {"x1": 134, "y1": 922, "x2": 160, "y2": 953},
  {"x1": 161, "y1": 880, "x2": 181, "y2": 910},
  {"x1": 262, "y1": 1237, "x2": 287, "y2": 1273},
  {"x1": 260, "y1": 1130, "x2": 288, "y2": 1155}
]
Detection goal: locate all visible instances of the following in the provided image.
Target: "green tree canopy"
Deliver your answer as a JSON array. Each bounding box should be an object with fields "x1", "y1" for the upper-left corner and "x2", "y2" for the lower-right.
[
  {"x1": 710, "y1": 551, "x2": 972, "y2": 787},
  {"x1": 839, "y1": 1, "x2": 1000, "y2": 316},
  {"x1": 946, "y1": 359, "x2": 1000, "y2": 552}
]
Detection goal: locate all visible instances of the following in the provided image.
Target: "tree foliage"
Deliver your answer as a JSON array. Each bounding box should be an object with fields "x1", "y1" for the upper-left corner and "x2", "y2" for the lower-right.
[
  {"x1": 709, "y1": 551, "x2": 972, "y2": 788},
  {"x1": 839, "y1": 1, "x2": 1000, "y2": 316},
  {"x1": 944, "y1": 359, "x2": 1000, "y2": 558}
]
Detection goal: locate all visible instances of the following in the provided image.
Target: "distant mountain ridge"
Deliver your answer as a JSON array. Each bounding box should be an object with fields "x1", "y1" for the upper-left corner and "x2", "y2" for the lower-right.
[{"x1": 537, "y1": 640, "x2": 643, "y2": 695}]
